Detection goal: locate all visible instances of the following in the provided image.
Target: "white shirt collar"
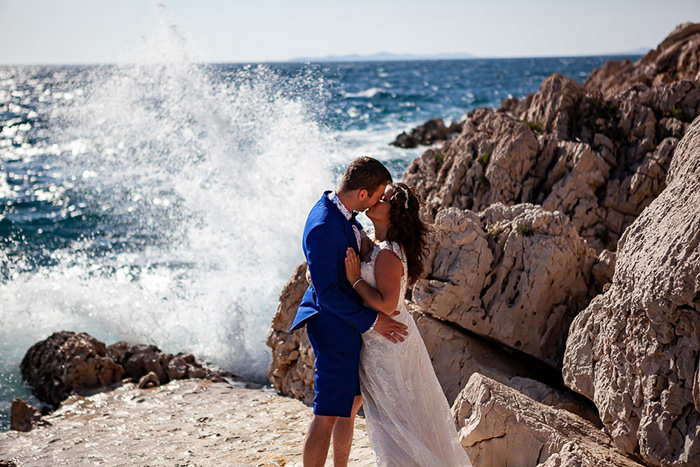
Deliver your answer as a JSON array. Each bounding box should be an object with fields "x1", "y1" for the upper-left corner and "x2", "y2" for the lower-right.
[{"x1": 329, "y1": 191, "x2": 354, "y2": 221}]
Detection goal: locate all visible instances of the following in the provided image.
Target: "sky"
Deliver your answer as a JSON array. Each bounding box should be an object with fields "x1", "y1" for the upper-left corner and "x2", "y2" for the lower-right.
[{"x1": 1, "y1": 0, "x2": 699, "y2": 64}]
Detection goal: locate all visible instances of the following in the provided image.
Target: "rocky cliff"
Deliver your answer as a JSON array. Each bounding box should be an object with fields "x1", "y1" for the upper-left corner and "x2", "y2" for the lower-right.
[
  {"x1": 404, "y1": 23, "x2": 700, "y2": 254},
  {"x1": 267, "y1": 23, "x2": 700, "y2": 466},
  {"x1": 563, "y1": 115, "x2": 700, "y2": 465}
]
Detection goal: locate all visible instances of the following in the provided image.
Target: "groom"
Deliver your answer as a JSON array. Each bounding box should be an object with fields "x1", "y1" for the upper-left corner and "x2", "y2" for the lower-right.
[{"x1": 291, "y1": 156, "x2": 409, "y2": 466}]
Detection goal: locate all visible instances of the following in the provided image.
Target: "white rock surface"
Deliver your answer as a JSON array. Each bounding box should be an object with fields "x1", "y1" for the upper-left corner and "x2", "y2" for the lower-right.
[
  {"x1": 413, "y1": 204, "x2": 595, "y2": 367},
  {"x1": 563, "y1": 116, "x2": 700, "y2": 465},
  {"x1": 453, "y1": 373, "x2": 641, "y2": 466}
]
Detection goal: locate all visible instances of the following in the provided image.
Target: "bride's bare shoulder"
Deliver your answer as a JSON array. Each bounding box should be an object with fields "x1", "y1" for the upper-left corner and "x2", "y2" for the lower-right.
[{"x1": 374, "y1": 247, "x2": 402, "y2": 274}]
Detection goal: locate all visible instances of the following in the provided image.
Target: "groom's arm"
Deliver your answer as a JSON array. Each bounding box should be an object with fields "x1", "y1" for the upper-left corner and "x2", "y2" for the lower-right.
[{"x1": 305, "y1": 225, "x2": 378, "y2": 332}]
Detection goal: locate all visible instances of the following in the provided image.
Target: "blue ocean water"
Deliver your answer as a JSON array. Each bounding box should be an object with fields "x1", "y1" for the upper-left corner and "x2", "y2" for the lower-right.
[{"x1": 0, "y1": 52, "x2": 640, "y2": 429}]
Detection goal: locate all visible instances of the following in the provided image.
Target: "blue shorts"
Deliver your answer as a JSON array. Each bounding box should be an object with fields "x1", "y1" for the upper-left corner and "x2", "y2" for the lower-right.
[{"x1": 306, "y1": 321, "x2": 361, "y2": 417}]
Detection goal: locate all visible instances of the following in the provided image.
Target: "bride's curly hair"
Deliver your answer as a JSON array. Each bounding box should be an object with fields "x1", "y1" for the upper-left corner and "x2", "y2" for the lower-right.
[{"x1": 386, "y1": 183, "x2": 429, "y2": 285}]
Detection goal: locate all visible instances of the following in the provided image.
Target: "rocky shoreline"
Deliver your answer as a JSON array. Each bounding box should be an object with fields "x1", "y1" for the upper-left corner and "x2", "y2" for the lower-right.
[
  {"x1": 269, "y1": 22, "x2": 700, "y2": 466},
  {"x1": 0, "y1": 379, "x2": 374, "y2": 466},
  {"x1": 3, "y1": 22, "x2": 700, "y2": 467}
]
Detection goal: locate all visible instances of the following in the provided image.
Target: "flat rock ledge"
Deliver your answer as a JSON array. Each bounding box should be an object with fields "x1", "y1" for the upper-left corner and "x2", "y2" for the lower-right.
[{"x1": 0, "y1": 379, "x2": 373, "y2": 467}]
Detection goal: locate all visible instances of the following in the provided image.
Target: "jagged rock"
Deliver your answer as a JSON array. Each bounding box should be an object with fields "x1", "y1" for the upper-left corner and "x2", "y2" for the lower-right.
[
  {"x1": 124, "y1": 345, "x2": 169, "y2": 384},
  {"x1": 138, "y1": 371, "x2": 160, "y2": 389},
  {"x1": 20, "y1": 332, "x2": 233, "y2": 409},
  {"x1": 524, "y1": 73, "x2": 585, "y2": 139},
  {"x1": 391, "y1": 131, "x2": 417, "y2": 148},
  {"x1": 266, "y1": 263, "x2": 316, "y2": 404},
  {"x1": 586, "y1": 22, "x2": 700, "y2": 98},
  {"x1": 591, "y1": 249, "x2": 616, "y2": 291},
  {"x1": 412, "y1": 309, "x2": 600, "y2": 425},
  {"x1": 403, "y1": 26, "x2": 700, "y2": 253},
  {"x1": 20, "y1": 331, "x2": 125, "y2": 406},
  {"x1": 404, "y1": 108, "x2": 539, "y2": 221},
  {"x1": 106, "y1": 342, "x2": 227, "y2": 385},
  {"x1": 167, "y1": 356, "x2": 187, "y2": 380},
  {"x1": 453, "y1": 373, "x2": 642, "y2": 466},
  {"x1": 411, "y1": 308, "x2": 526, "y2": 405},
  {"x1": 391, "y1": 118, "x2": 463, "y2": 147},
  {"x1": 563, "y1": 116, "x2": 700, "y2": 465},
  {"x1": 10, "y1": 399, "x2": 49, "y2": 432},
  {"x1": 413, "y1": 204, "x2": 595, "y2": 368}
]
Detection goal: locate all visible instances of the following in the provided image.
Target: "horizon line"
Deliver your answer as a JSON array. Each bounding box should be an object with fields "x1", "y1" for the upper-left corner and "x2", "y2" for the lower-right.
[{"x1": 0, "y1": 50, "x2": 648, "y2": 68}]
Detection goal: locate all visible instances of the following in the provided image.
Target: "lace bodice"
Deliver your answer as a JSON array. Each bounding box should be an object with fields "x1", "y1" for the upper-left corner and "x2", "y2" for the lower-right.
[{"x1": 360, "y1": 240, "x2": 408, "y2": 301}]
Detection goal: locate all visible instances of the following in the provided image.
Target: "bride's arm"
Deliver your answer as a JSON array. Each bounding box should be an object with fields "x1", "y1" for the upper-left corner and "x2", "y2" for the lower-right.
[{"x1": 345, "y1": 247, "x2": 402, "y2": 315}]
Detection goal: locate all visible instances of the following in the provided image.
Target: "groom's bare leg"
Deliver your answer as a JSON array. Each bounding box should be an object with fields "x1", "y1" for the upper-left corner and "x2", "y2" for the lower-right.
[
  {"x1": 303, "y1": 414, "x2": 337, "y2": 467},
  {"x1": 332, "y1": 395, "x2": 363, "y2": 467}
]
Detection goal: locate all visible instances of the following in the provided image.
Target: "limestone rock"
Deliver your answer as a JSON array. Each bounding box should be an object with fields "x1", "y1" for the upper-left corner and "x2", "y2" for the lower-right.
[
  {"x1": 9, "y1": 399, "x2": 49, "y2": 432},
  {"x1": 563, "y1": 116, "x2": 700, "y2": 465},
  {"x1": 586, "y1": 22, "x2": 700, "y2": 98},
  {"x1": 524, "y1": 73, "x2": 585, "y2": 139},
  {"x1": 453, "y1": 373, "x2": 642, "y2": 466},
  {"x1": 402, "y1": 25, "x2": 700, "y2": 253},
  {"x1": 591, "y1": 249, "x2": 616, "y2": 291},
  {"x1": 411, "y1": 308, "x2": 524, "y2": 405},
  {"x1": 413, "y1": 309, "x2": 600, "y2": 425},
  {"x1": 413, "y1": 204, "x2": 595, "y2": 368},
  {"x1": 20, "y1": 331, "x2": 125, "y2": 407},
  {"x1": 266, "y1": 263, "x2": 316, "y2": 404},
  {"x1": 404, "y1": 108, "x2": 539, "y2": 220}
]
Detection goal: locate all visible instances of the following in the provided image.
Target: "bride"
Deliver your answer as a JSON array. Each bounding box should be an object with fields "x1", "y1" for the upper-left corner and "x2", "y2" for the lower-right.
[{"x1": 344, "y1": 183, "x2": 472, "y2": 466}]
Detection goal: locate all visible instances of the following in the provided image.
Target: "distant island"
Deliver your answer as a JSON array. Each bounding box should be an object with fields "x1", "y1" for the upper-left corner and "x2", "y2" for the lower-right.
[
  {"x1": 287, "y1": 52, "x2": 477, "y2": 62},
  {"x1": 287, "y1": 48, "x2": 650, "y2": 63}
]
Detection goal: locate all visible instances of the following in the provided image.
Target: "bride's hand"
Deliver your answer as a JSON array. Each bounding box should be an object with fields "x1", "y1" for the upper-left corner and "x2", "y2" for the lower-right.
[{"x1": 345, "y1": 247, "x2": 361, "y2": 284}]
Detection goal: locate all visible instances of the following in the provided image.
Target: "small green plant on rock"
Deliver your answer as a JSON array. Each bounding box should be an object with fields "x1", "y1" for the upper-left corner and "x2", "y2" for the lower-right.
[
  {"x1": 516, "y1": 223, "x2": 534, "y2": 236},
  {"x1": 492, "y1": 226, "x2": 503, "y2": 240},
  {"x1": 477, "y1": 152, "x2": 491, "y2": 167},
  {"x1": 523, "y1": 119, "x2": 543, "y2": 133},
  {"x1": 670, "y1": 106, "x2": 693, "y2": 123},
  {"x1": 433, "y1": 151, "x2": 445, "y2": 164}
]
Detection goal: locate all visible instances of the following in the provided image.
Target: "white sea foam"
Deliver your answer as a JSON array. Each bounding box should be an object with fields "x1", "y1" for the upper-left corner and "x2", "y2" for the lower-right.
[
  {"x1": 0, "y1": 4, "x2": 343, "y2": 382},
  {"x1": 343, "y1": 87, "x2": 389, "y2": 99}
]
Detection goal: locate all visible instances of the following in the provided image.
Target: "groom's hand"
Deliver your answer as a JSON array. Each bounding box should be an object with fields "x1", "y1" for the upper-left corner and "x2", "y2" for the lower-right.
[{"x1": 373, "y1": 312, "x2": 408, "y2": 343}]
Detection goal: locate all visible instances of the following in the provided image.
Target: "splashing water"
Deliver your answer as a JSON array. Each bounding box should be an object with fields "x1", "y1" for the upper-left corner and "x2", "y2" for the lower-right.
[{"x1": 0, "y1": 3, "x2": 342, "y2": 405}]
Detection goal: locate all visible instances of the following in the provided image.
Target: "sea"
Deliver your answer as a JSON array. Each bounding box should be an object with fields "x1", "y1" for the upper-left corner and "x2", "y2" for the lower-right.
[{"x1": 0, "y1": 18, "x2": 641, "y2": 430}]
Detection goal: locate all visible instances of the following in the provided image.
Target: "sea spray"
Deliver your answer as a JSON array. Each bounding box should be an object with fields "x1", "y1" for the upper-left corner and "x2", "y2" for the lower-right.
[{"x1": 0, "y1": 3, "x2": 342, "y2": 423}]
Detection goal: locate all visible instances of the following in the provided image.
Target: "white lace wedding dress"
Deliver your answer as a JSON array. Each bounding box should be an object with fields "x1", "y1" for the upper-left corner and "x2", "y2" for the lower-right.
[{"x1": 359, "y1": 240, "x2": 472, "y2": 467}]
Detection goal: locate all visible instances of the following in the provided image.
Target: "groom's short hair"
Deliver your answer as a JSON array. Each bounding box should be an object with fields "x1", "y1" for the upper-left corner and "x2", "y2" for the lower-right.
[{"x1": 339, "y1": 156, "x2": 392, "y2": 194}]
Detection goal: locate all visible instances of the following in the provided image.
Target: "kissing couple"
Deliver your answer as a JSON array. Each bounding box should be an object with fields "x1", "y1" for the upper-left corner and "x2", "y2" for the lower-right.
[{"x1": 291, "y1": 156, "x2": 471, "y2": 466}]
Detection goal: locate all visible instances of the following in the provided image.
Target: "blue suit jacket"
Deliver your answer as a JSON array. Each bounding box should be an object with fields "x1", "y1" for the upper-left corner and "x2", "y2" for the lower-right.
[{"x1": 290, "y1": 191, "x2": 378, "y2": 352}]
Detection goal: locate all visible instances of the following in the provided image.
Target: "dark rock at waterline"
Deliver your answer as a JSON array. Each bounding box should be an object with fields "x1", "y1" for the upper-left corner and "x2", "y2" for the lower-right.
[
  {"x1": 20, "y1": 331, "x2": 235, "y2": 407},
  {"x1": 391, "y1": 118, "x2": 463, "y2": 148},
  {"x1": 106, "y1": 341, "x2": 225, "y2": 385},
  {"x1": 391, "y1": 131, "x2": 418, "y2": 148},
  {"x1": 20, "y1": 331, "x2": 125, "y2": 407},
  {"x1": 137, "y1": 371, "x2": 161, "y2": 389},
  {"x1": 10, "y1": 399, "x2": 50, "y2": 432}
]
